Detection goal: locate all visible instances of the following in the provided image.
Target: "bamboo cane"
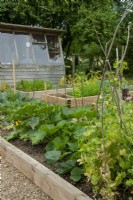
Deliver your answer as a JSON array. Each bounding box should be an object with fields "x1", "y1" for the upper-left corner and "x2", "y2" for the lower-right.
[
  {"x1": 12, "y1": 60, "x2": 16, "y2": 93},
  {"x1": 44, "y1": 82, "x2": 47, "y2": 101}
]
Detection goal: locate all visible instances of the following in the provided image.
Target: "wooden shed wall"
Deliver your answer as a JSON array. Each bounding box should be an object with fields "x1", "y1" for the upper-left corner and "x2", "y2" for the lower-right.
[{"x1": 0, "y1": 64, "x2": 65, "y2": 84}]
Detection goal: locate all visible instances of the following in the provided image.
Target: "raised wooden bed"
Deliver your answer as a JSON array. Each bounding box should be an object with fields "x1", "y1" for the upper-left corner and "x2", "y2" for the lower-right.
[
  {"x1": 129, "y1": 91, "x2": 133, "y2": 96},
  {"x1": 42, "y1": 93, "x2": 98, "y2": 108},
  {"x1": 16, "y1": 90, "x2": 47, "y2": 99},
  {"x1": 0, "y1": 138, "x2": 92, "y2": 200},
  {"x1": 17, "y1": 88, "x2": 72, "y2": 99}
]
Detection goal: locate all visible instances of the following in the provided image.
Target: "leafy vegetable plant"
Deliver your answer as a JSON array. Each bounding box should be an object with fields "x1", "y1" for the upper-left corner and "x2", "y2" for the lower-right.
[
  {"x1": 0, "y1": 90, "x2": 30, "y2": 130},
  {"x1": 67, "y1": 73, "x2": 109, "y2": 97},
  {"x1": 3, "y1": 96, "x2": 96, "y2": 181},
  {"x1": 1, "y1": 83, "x2": 133, "y2": 199},
  {"x1": 16, "y1": 80, "x2": 52, "y2": 92}
]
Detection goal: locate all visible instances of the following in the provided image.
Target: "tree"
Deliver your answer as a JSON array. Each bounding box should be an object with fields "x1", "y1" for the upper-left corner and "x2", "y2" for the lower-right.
[
  {"x1": 0, "y1": 0, "x2": 133, "y2": 73},
  {"x1": 72, "y1": 0, "x2": 133, "y2": 73}
]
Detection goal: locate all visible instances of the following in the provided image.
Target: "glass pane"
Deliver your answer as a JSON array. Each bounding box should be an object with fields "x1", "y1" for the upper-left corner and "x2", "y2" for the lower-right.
[
  {"x1": 46, "y1": 35, "x2": 60, "y2": 59},
  {"x1": 32, "y1": 33, "x2": 45, "y2": 43},
  {"x1": 0, "y1": 31, "x2": 16, "y2": 64},
  {"x1": 32, "y1": 33, "x2": 47, "y2": 65},
  {"x1": 15, "y1": 32, "x2": 34, "y2": 64}
]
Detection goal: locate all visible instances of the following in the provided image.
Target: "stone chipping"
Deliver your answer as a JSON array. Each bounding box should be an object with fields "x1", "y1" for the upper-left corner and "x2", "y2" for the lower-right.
[{"x1": 1, "y1": 157, "x2": 53, "y2": 200}]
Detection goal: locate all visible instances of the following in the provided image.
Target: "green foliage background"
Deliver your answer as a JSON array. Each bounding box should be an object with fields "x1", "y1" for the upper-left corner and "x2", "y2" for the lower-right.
[{"x1": 0, "y1": 0, "x2": 133, "y2": 73}]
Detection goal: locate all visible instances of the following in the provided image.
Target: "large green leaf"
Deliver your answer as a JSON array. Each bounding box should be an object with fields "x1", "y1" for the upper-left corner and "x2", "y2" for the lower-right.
[
  {"x1": 56, "y1": 120, "x2": 67, "y2": 129},
  {"x1": 52, "y1": 136, "x2": 69, "y2": 150},
  {"x1": 61, "y1": 106, "x2": 96, "y2": 120},
  {"x1": 40, "y1": 124, "x2": 57, "y2": 135},
  {"x1": 70, "y1": 167, "x2": 83, "y2": 182},
  {"x1": 26, "y1": 117, "x2": 39, "y2": 130},
  {"x1": 68, "y1": 143, "x2": 78, "y2": 152},
  {"x1": 31, "y1": 130, "x2": 47, "y2": 145},
  {"x1": 45, "y1": 150, "x2": 61, "y2": 163},
  {"x1": 45, "y1": 142, "x2": 54, "y2": 151},
  {"x1": 56, "y1": 159, "x2": 76, "y2": 174},
  {"x1": 4, "y1": 131, "x2": 19, "y2": 141}
]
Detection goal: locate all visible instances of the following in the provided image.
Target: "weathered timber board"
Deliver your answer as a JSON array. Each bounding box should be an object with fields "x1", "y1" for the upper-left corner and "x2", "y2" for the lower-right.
[
  {"x1": 0, "y1": 64, "x2": 65, "y2": 84},
  {"x1": 42, "y1": 94, "x2": 98, "y2": 108},
  {"x1": 0, "y1": 138, "x2": 92, "y2": 200}
]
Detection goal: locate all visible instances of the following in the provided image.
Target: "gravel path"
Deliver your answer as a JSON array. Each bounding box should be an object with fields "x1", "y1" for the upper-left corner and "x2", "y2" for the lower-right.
[{"x1": 1, "y1": 157, "x2": 53, "y2": 200}]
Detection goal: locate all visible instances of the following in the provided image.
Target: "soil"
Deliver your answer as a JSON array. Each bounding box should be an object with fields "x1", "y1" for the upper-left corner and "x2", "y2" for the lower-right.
[{"x1": 1, "y1": 130, "x2": 132, "y2": 200}]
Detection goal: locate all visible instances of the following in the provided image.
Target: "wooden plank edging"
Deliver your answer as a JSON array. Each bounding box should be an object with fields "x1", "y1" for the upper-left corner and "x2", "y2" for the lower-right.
[{"x1": 0, "y1": 138, "x2": 92, "y2": 200}]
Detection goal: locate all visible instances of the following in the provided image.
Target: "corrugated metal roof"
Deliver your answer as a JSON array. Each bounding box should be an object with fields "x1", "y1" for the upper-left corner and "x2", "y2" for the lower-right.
[{"x1": 0, "y1": 22, "x2": 64, "y2": 34}]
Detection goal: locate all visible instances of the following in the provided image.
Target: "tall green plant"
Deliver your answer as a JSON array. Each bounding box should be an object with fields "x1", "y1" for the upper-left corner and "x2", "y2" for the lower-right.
[
  {"x1": 78, "y1": 101, "x2": 133, "y2": 199},
  {"x1": 77, "y1": 2, "x2": 133, "y2": 199}
]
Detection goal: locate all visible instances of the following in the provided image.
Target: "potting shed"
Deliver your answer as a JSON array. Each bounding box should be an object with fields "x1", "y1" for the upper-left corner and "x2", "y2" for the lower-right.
[{"x1": 0, "y1": 22, "x2": 65, "y2": 84}]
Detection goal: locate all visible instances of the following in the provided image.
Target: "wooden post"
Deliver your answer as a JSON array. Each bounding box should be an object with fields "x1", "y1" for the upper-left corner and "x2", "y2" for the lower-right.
[
  {"x1": 44, "y1": 82, "x2": 47, "y2": 101},
  {"x1": 56, "y1": 85, "x2": 58, "y2": 104},
  {"x1": 116, "y1": 47, "x2": 122, "y2": 106},
  {"x1": 12, "y1": 60, "x2": 16, "y2": 93},
  {"x1": 72, "y1": 55, "x2": 75, "y2": 79},
  {"x1": 33, "y1": 78, "x2": 36, "y2": 98}
]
